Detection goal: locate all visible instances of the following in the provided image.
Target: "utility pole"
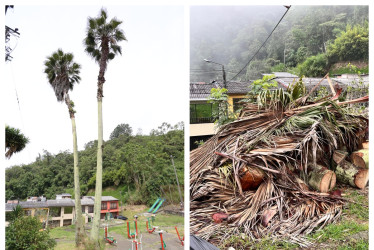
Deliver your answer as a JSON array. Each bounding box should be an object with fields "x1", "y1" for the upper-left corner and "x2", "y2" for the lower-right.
[
  {"x1": 204, "y1": 59, "x2": 227, "y2": 88},
  {"x1": 171, "y1": 155, "x2": 183, "y2": 209}
]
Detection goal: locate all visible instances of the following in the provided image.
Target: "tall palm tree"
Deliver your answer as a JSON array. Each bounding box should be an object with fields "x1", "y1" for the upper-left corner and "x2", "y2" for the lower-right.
[
  {"x1": 44, "y1": 49, "x2": 85, "y2": 246},
  {"x1": 5, "y1": 125, "x2": 29, "y2": 159},
  {"x1": 84, "y1": 8, "x2": 126, "y2": 244}
]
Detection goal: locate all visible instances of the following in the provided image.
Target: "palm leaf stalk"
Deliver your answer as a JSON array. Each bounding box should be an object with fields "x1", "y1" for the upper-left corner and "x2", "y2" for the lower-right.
[
  {"x1": 84, "y1": 8, "x2": 126, "y2": 245},
  {"x1": 190, "y1": 85, "x2": 368, "y2": 247},
  {"x1": 44, "y1": 49, "x2": 86, "y2": 246}
]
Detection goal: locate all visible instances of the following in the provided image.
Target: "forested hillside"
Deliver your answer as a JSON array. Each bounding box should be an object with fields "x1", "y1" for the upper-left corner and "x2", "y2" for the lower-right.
[
  {"x1": 6, "y1": 122, "x2": 184, "y2": 205},
  {"x1": 191, "y1": 5, "x2": 368, "y2": 81}
]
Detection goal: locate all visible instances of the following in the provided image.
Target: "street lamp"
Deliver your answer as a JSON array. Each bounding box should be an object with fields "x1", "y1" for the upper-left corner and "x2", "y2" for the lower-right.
[{"x1": 204, "y1": 59, "x2": 227, "y2": 88}]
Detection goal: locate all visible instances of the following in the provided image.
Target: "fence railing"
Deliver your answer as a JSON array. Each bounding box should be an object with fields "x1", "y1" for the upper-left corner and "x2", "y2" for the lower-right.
[{"x1": 190, "y1": 117, "x2": 215, "y2": 124}]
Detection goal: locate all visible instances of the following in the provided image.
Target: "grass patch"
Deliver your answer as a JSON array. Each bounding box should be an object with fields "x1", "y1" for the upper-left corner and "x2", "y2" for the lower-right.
[
  {"x1": 49, "y1": 225, "x2": 76, "y2": 240},
  {"x1": 222, "y1": 234, "x2": 298, "y2": 250},
  {"x1": 343, "y1": 189, "x2": 369, "y2": 221},
  {"x1": 311, "y1": 220, "x2": 368, "y2": 243},
  {"x1": 54, "y1": 241, "x2": 76, "y2": 250},
  {"x1": 338, "y1": 238, "x2": 369, "y2": 250}
]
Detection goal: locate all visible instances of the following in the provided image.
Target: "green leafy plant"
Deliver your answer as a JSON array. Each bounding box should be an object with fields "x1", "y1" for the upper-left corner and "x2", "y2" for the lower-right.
[
  {"x1": 6, "y1": 216, "x2": 57, "y2": 250},
  {"x1": 327, "y1": 23, "x2": 368, "y2": 63},
  {"x1": 250, "y1": 74, "x2": 278, "y2": 95},
  {"x1": 296, "y1": 53, "x2": 328, "y2": 77},
  {"x1": 208, "y1": 88, "x2": 236, "y2": 126}
]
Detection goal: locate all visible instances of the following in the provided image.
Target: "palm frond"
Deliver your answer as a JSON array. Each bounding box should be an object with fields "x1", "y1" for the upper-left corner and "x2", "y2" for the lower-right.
[{"x1": 190, "y1": 91, "x2": 368, "y2": 246}]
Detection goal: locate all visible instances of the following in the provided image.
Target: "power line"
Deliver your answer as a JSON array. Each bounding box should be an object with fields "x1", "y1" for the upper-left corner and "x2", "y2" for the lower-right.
[
  {"x1": 190, "y1": 71, "x2": 237, "y2": 74},
  {"x1": 229, "y1": 6, "x2": 291, "y2": 82},
  {"x1": 9, "y1": 63, "x2": 32, "y2": 163}
]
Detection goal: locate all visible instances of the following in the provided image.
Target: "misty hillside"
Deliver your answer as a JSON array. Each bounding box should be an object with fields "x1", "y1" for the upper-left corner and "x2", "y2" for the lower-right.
[{"x1": 190, "y1": 5, "x2": 368, "y2": 82}]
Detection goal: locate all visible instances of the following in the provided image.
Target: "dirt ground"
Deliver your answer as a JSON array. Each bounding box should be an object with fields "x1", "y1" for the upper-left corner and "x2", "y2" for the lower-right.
[{"x1": 106, "y1": 226, "x2": 184, "y2": 250}]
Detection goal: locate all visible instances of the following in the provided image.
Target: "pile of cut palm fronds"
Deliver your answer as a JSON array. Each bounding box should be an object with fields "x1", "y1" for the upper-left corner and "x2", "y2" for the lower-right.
[{"x1": 190, "y1": 83, "x2": 368, "y2": 247}]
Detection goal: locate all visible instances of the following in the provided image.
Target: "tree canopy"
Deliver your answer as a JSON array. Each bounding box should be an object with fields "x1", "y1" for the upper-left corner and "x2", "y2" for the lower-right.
[
  {"x1": 5, "y1": 125, "x2": 29, "y2": 159},
  {"x1": 44, "y1": 49, "x2": 81, "y2": 102},
  {"x1": 110, "y1": 123, "x2": 133, "y2": 139}
]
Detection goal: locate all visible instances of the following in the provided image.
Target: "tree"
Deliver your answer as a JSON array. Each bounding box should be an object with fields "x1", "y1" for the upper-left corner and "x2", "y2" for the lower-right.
[
  {"x1": 6, "y1": 215, "x2": 56, "y2": 250},
  {"x1": 110, "y1": 123, "x2": 132, "y2": 139},
  {"x1": 5, "y1": 125, "x2": 29, "y2": 159},
  {"x1": 296, "y1": 53, "x2": 328, "y2": 77},
  {"x1": 327, "y1": 23, "x2": 368, "y2": 63},
  {"x1": 84, "y1": 8, "x2": 126, "y2": 245},
  {"x1": 43, "y1": 49, "x2": 85, "y2": 246}
]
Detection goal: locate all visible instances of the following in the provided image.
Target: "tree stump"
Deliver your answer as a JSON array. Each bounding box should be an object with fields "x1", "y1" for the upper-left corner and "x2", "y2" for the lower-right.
[
  {"x1": 350, "y1": 149, "x2": 369, "y2": 169},
  {"x1": 335, "y1": 159, "x2": 368, "y2": 189},
  {"x1": 308, "y1": 164, "x2": 336, "y2": 192}
]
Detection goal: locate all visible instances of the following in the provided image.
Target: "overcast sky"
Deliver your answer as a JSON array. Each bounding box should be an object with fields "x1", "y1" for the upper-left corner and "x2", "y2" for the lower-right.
[{"x1": 4, "y1": 5, "x2": 186, "y2": 168}]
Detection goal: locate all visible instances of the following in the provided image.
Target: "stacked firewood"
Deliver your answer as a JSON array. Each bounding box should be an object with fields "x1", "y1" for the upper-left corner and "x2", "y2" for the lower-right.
[{"x1": 190, "y1": 87, "x2": 368, "y2": 247}]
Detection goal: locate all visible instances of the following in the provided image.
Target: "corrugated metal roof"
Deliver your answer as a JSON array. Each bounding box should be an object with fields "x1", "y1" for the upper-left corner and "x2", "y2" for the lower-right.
[
  {"x1": 81, "y1": 197, "x2": 95, "y2": 206},
  {"x1": 5, "y1": 203, "x2": 16, "y2": 212},
  {"x1": 190, "y1": 81, "x2": 250, "y2": 100},
  {"x1": 47, "y1": 199, "x2": 75, "y2": 207},
  {"x1": 6, "y1": 195, "x2": 118, "y2": 210},
  {"x1": 262, "y1": 72, "x2": 298, "y2": 78},
  {"x1": 18, "y1": 201, "x2": 49, "y2": 208},
  {"x1": 102, "y1": 196, "x2": 119, "y2": 201}
]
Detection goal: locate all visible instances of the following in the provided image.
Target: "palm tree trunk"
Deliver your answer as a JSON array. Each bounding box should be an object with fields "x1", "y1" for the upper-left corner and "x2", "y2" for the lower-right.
[
  {"x1": 90, "y1": 40, "x2": 108, "y2": 246},
  {"x1": 90, "y1": 100, "x2": 103, "y2": 244},
  {"x1": 71, "y1": 117, "x2": 86, "y2": 246},
  {"x1": 65, "y1": 94, "x2": 86, "y2": 246}
]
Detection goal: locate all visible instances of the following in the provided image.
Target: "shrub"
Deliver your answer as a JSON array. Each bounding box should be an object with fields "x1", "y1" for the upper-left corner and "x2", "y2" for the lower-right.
[
  {"x1": 6, "y1": 216, "x2": 56, "y2": 250},
  {"x1": 327, "y1": 23, "x2": 368, "y2": 63},
  {"x1": 297, "y1": 53, "x2": 328, "y2": 77}
]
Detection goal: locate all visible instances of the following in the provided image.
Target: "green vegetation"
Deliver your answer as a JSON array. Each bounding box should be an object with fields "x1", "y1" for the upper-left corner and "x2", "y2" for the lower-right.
[
  {"x1": 5, "y1": 125, "x2": 29, "y2": 159},
  {"x1": 109, "y1": 123, "x2": 132, "y2": 140},
  {"x1": 343, "y1": 189, "x2": 369, "y2": 221},
  {"x1": 208, "y1": 88, "x2": 236, "y2": 126},
  {"x1": 49, "y1": 225, "x2": 76, "y2": 241},
  {"x1": 327, "y1": 23, "x2": 368, "y2": 63},
  {"x1": 250, "y1": 74, "x2": 277, "y2": 95},
  {"x1": 296, "y1": 53, "x2": 328, "y2": 77},
  {"x1": 6, "y1": 122, "x2": 184, "y2": 206},
  {"x1": 329, "y1": 65, "x2": 368, "y2": 76},
  {"x1": 311, "y1": 220, "x2": 367, "y2": 243},
  {"x1": 6, "y1": 216, "x2": 57, "y2": 249},
  {"x1": 191, "y1": 6, "x2": 368, "y2": 80},
  {"x1": 222, "y1": 235, "x2": 298, "y2": 249}
]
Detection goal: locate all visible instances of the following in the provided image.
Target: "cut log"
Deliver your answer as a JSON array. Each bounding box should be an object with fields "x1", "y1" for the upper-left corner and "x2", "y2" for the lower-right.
[
  {"x1": 295, "y1": 177, "x2": 309, "y2": 191},
  {"x1": 308, "y1": 164, "x2": 336, "y2": 193},
  {"x1": 333, "y1": 150, "x2": 349, "y2": 165},
  {"x1": 335, "y1": 160, "x2": 368, "y2": 189},
  {"x1": 239, "y1": 164, "x2": 265, "y2": 191},
  {"x1": 350, "y1": 149, "x2": 369, "y2": 169},
  {"x1": 361, "y1": 141, "x2": 369, "y2": 150}
]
